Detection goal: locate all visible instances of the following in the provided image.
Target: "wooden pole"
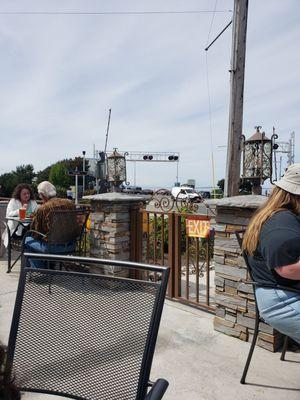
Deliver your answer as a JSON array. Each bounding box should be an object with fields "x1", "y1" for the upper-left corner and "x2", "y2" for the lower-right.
[{"x1": 224, "y1": 0, "x2": 249, "y2": 197}]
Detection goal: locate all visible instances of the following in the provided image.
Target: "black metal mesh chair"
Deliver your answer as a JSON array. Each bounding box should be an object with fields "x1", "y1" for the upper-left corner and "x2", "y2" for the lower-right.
[
  {"x1": 7, "y1": 208, "x2": 90, "y2": 273},
  {"x1": 4, "y1": 253, "x2": 169, "y2": 400},
  {"x1": 27, "y1": 208, "x2": 89, "y2": 250}
]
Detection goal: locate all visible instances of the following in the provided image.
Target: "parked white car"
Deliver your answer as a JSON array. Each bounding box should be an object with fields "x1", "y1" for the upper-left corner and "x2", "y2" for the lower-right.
[{"x1": 171, "y1": 186, "x2": 202, "y2": 202}]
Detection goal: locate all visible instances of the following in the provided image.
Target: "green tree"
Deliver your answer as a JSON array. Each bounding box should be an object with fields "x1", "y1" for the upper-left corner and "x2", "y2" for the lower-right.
[
  {"x1": 36, "y1": 166, "x2": 51, "y2": 184},
  {"x1": 63, "y1": 157, "x2": 89, "y2": 173},
  {"x1": 0, "y1": 172, "x2": 17, "y2": 197},
  {"x1": 35, "y1": 157, "x2": 93, "y2": 195},
  {"x1": 217, "y1": 179, "x2": 225, "y2": 192},
  {"x1": 13, "y1": 164, "x2": 35, "y2": 184},
  {"x1": 49, "y1": 163, "x2": 70, "y2": 188},
  {"x1": 0, "y1": 164, "x2": 35, "y2": 197}
]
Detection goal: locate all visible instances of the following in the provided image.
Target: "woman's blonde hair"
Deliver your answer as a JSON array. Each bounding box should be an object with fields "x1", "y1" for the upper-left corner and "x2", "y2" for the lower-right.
[{"x1": 242, "y1": 186, "x2": 300, "y2": 255}]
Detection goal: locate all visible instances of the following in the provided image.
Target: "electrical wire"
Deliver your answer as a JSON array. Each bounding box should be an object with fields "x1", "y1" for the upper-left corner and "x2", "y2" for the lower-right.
[
  {"x1": 205, "y1": 1, "x2": 218, "y2": 47},
  {"x1": 205, "y1": 1, "x2": 218, "y2": 197},
  {"x1": 0, "y1": 10, "x2": 232, "y2": 16}
]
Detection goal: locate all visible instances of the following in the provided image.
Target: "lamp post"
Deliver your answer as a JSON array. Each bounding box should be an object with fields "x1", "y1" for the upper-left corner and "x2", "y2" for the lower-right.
[
  {"x1": 106, "y1": 148, "x2": 127, "y2": 192},
  {"x1": 82, "y1": 150, "x2": 86, "y2": 194},
  {"x1": 68, "y1": 168, "x2": 87, "y2": 205},
  {"x1": 241, "y1": 126, "x2": 278, "y2": 195}
]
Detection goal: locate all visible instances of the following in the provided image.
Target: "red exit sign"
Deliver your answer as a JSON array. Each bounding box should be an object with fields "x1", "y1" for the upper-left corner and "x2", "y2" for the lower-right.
[{"x1": 186, "y1": 215, "x2": 211, "y2": 238}]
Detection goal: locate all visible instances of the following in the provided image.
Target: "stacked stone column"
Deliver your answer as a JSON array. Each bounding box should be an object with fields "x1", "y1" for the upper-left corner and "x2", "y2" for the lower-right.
[
  {"x1": 83, "y1": 192, "x2": 146, "y2": 275},
  {"x1": 211, "y1": 195, "x2": 283, "y2": 352}
]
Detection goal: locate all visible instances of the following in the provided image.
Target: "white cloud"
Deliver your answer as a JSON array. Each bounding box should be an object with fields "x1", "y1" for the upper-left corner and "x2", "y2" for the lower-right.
[{"x1": 0, "y1": 0, "x2": 298, "y2": 188}]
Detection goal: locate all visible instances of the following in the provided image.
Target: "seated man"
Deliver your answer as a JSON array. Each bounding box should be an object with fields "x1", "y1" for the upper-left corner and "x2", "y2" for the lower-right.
[{"x1": 24, "y1": 181, "x2": 76, "y2": 268}]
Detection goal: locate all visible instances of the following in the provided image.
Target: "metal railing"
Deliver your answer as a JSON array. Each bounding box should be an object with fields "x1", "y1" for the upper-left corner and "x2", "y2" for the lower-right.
[{"x1": 131, "y1": 208, "x2": 216, "y2": 313}]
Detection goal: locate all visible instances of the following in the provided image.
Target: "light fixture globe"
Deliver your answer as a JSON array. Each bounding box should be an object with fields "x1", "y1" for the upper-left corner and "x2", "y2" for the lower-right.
[
  {"x1": 241, "y1": 126, "x2": 278, "y2": 194},
  {"x1": 106, "y1": 148, "x2": 127, "y2": 191}
]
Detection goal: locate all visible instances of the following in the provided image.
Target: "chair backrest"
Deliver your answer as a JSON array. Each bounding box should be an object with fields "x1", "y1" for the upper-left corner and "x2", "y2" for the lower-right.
[
  {"x1": 5, "y1": 253, "x2": 169, "y2": 400},
  {"x1": 47, "y1": 209, "x2": 88, "y2": 245}
]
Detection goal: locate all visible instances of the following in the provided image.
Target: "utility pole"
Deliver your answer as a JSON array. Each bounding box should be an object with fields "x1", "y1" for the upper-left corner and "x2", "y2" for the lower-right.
[
  {"x1": 224, "y1": 0, "x2": 249, "y2": 197},
  {"x1": 82, "y1": 150, "x2": 86, "y2": 193}
]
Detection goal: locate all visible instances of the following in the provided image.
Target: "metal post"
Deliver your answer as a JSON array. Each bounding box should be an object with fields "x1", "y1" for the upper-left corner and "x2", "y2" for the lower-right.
[
  {"x1": 82, "y1": 151, "x2": 86, "y2": 194},
  {"x1": 75, "y1": 174, "x2": 78, "y2": 205},
  {"x1": 224, "y1": 0, "x2": 249, "y2": 197},
  {"x1": 278, "y1": 156, "x2": 281, "y2": 178},
  {"x1": 134, "y1": 161, "x2": 136, "y2": 186},
  {"x1": 176, "y1": 161, "x2": 179, "y2": 183}
]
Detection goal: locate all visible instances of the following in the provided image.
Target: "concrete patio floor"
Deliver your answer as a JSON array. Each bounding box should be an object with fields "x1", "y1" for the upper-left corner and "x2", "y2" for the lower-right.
[{"x1": 0, "y1": 252, "x2": 299, "y2": 400}]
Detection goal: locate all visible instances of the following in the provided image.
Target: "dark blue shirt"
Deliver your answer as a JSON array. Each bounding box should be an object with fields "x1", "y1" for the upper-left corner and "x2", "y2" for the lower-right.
[{"x1": 247, "y1": 210, "x2": 300, "y2": 287}]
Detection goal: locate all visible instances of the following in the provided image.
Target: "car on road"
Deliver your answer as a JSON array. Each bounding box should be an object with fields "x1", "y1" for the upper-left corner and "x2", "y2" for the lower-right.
[
  {"x1": 122, "y1": 185, "x2": 142, "y2": 194},
  {"x1": 171, "y1": 186, "x2": 202, "y2": 202},
  {"x1": 200, "y1": 191, "x2": 211, "y2": 199},
  {"x1": 140, "y1": 188, "x2": 153, "y2": 195}
]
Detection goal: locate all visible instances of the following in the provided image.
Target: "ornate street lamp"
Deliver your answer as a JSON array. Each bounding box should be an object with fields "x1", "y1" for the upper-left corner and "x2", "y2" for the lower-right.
[
  {"x1": 106, "y1": 148, "x2": 127, "y2": 191},
  {"x1": 241, "y1": 126, "x2": 278, "y2": 195}
]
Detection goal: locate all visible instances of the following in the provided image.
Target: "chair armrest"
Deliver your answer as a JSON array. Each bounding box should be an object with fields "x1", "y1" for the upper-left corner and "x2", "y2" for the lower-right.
[{"x1": 144, "y1": 379, "x2": 169, "y2": 400}]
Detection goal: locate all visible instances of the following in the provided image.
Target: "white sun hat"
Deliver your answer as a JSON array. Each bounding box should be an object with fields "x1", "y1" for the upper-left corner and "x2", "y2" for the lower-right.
[{"x1": 274, "y1": 163, "x2": 300, "y2": 195}]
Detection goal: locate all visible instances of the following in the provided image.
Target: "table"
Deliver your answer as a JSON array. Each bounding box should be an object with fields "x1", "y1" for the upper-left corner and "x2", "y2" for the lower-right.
[{"x1": 5, "y1": 216, "x2": 32, "y2": 273}]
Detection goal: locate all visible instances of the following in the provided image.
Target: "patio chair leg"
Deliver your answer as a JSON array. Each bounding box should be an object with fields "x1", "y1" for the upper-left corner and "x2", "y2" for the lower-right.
[
  {"x1": 240, "y1": 309, "x2": 260, "y2": 384},
  {"x1": 7, "y1": 254, "x2": 20, "y2": 273},
  {"x1": 280, "y1": 336, "x2": 289, "y2": 361},
  {"x1": 7, "y1": 243, "x2": 12, "y2": 273}
]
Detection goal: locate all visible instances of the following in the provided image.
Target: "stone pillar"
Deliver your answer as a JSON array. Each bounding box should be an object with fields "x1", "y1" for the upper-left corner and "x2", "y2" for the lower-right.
[
  {"x1": 83, "y1": 192, "x2": 147, "y2": 275},
  {"x1": 211, "y1": 195, "x2": 284, "y2": 352}
]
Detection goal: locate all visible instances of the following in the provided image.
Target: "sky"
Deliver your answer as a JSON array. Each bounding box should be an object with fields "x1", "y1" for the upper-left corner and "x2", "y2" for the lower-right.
[{"x1": 0, "y1": 0, "x2": 299, "y2": 188}]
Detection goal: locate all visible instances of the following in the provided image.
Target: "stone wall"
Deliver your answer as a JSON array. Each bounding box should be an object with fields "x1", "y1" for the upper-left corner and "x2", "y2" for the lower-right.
[
  {"x1": 83, "y1": 192, "x2": 147, "y2": 276},
  {"x1": 89, "y1": 201, "x2": 131, "y2": 261},
  {"x1": 212, "y1": 195, "x2": 283, "y2": 352}
]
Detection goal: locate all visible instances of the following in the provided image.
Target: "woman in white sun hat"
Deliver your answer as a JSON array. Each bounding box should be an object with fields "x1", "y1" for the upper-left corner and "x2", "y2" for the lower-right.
[{"x1": 242, "y1": 163, "x2": 300, "y2": 344}]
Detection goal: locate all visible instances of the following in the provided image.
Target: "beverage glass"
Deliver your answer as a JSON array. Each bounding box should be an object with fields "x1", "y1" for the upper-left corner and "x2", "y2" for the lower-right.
[{"x1": 19, "y1": 208, "x2": 26, "y2": 220}]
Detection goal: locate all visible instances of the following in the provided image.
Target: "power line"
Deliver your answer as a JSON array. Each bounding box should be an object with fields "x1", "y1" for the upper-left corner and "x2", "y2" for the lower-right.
[
  {"x1": 206, "y1": 0, "x2": 218, "y2": 46},
  {"x1": 205, "y1": 1, "x2": 218, "y2": 195},
  {"x1": 0, "y1": 10, "x2": 233, "y2": 16}
]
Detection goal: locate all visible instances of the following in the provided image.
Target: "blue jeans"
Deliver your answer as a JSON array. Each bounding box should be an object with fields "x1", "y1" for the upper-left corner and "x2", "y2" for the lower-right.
[
  {"x1": 255, "y1": 287, "x2": 300, "y2": 344},
  {"x1": 24, "y1": 237, "x2": 76, "y2": 269}
]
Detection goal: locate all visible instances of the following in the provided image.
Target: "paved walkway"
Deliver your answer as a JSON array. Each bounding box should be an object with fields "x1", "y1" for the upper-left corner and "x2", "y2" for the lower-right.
[{"x1": 0, "y1": 252, "x2": 299, "y2": 400}]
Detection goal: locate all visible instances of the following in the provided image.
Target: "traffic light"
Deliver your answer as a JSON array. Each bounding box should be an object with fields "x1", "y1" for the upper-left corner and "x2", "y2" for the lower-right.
[{"x1": 143, "y1": 155, "x2": 153, "y2": 160}]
